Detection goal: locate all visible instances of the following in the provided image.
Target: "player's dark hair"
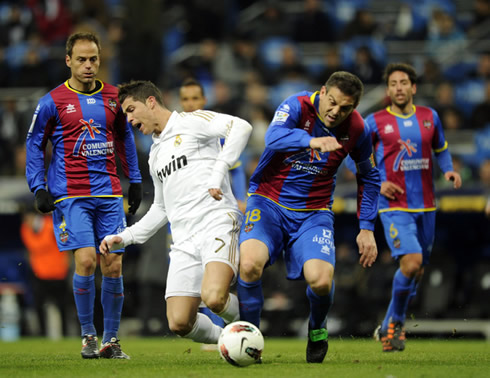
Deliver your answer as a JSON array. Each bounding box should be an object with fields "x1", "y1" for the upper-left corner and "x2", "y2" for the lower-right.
[
  {"x1": 324, "y1": 71, "x2": 364, "y2": 107},
  {"x1": 180, "y1": 78, "x2": 205, "y2": 97},
  {"x1": 66, "y1": 32, "x2": 101, "y2": 57},
  {"x1": 118, "y1": 80, "x2": 165, "y2": 106},
  {"x1": 383, "y1": 63, "x2": 417, "y2": 85}
]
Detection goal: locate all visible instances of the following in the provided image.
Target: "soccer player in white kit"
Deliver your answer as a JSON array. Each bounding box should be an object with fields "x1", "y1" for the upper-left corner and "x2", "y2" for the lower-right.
[{"x1": 99, "y1": 80, "x2": 252, "y2": 344}]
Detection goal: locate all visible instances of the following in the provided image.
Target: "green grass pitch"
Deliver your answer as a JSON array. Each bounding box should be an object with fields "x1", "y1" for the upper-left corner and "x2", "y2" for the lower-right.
[{"x1": 0, "y1": 337, "x2": 489, "y2": 377}]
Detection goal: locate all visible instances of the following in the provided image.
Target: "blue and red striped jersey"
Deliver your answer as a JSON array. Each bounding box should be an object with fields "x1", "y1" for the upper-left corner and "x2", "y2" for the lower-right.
[
  {"x1": 249, "y1": 91, "x2": 380, "y2": 230},
  {"x1": 26, "y1": 80, "x2": 141, "y2": 201},
  {"x1": 365, "y1": 105, "x2": 454, "y2": 212}
]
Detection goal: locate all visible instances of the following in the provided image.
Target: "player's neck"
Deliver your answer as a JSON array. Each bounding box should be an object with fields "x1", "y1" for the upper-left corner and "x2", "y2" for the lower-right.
[
  {"x1": 390, "y1": 103, "x2": 414, "y2": 116},
  {"x1": 68, "y1": 77, "x2": 97, "y2": 93},
  {"x1": 154, "y1": 107, "x2": 172, "y2": 136}
]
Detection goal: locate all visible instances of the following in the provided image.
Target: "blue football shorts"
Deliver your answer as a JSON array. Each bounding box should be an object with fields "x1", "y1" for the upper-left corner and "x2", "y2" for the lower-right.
[
  {"x1": 239, "y1": 194, "x2": 336, "y2": 280},
  {"x1": 52, "y1": 196, "x2": 127, "y2": 253},
  {"x1": 379, "y1": 210, "x2": 435, "y2": 265}
]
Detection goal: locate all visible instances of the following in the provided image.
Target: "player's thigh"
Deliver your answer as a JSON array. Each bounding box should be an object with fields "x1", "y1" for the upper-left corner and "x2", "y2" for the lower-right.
[
  {"x1": 201, "y1": 261, "x2": 234, "y2": 298},
  {"x1": 165, "y1": 241, "x2": 203, "y2": 300},
  {"x1": 287, "y1": 210, "x2": 336, "y2": 281},
  {"x1": 240, "y1": 195, "x2": 286, "y2": 265},
  {"x1": 94, "y1": 197, "x2": 126, "y2": 253},
  {"x1": 380, "y1": 211, "x2": 422, "y2": 258},
  {"x1": 53, "y1": 198, "x2": 97, "y2": 252},
  {"x1": 201, "y1": 211, "x2": 242, "y2": 281}
]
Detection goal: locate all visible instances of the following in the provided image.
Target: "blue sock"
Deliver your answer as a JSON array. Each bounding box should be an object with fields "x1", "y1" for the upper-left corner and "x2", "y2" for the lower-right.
[
  {"x1": 236, "y1": 277, "x2": 263, "y2": 328},
  {"x1": 101, "y1": 276, "x2": 124, "y2": 344},
  {"x1": 382, "y1": 269, "x2": 414, "y2": 330},
  {"x1": 198, "y1": 307, "x2": 226, "y2": 328},
  {"x1": 73, "y1": 273, "x2": 96, "y2": 337},
  {"x1": 307, "y1": 281, "x2": 335, "y2": 330}
]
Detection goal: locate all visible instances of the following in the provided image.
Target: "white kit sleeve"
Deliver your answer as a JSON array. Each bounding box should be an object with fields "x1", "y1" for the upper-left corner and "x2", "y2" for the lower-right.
[{"x1": 208, "y1": 114, "x2": 252, "y2": 189}]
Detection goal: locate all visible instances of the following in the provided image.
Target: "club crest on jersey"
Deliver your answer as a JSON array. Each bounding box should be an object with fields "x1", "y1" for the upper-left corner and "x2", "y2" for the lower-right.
[
  {"x1": 73, "y1": 119, "x2": 102, "y2": 157},
  {"x1": 108, "y1": 99, "x2": 117, "y2": 111},
  {"x1": 384, "y1": 124, "x2": 394, "y2": 134},
  {"x1": 66, "y1": 104, "x2": 76, "y2": 114},
  {"x1": 174, "y1": 135, "x2": 182, "y2": 146},
  {"x1": 423, "y1": 120, "x2": 432, "y2": 128}
]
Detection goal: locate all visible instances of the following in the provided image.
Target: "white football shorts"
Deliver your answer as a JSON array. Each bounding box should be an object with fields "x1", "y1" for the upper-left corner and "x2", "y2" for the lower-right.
[{"x1": 165, "y1": 211, "x2": 242, "y2": 299}]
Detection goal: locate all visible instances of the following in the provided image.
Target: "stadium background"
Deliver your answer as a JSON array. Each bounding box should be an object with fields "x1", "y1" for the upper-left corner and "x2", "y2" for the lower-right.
[{"x1": 0, "y1": 0, "x2": 488, "y2": 341}]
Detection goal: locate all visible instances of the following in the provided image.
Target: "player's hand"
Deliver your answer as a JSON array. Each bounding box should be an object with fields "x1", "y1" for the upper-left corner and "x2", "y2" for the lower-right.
[
  {"x1": 309, "y1": 137, "x2": 342, "y2": 153},
  {"x1": 356, "y1": 229, "x2": 377, "y2": 268},
  {"x1": 380, "y1": 181, "x2": 404, "y2": 200},
  {"x1": 99, "y1": 235, "x2": 123, "y2": 256},
  {"x1": 444, "y1": 171, "x2": 462, "y2": 189},
  {"x1": 35, "y1": 189, "x2": 55, "y2": 213},
  {"x1": 128, "y1": 182, "x2": 142, "y2": 215},
  {"x1": 209, "y1": 188, "x2": 223, "y2": 201}
]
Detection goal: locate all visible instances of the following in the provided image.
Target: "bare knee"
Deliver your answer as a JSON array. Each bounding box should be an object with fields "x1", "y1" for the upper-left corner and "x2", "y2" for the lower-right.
[
  {"x1": 304, "y1": 260, "x2": 334, "y2": 296},
  {"x1": 201, "y1": 290, "x2": 228, "y2": 314},
  {"x1": 309, "y1": 277, "x2": 333, "y2": 297},
  {"x1": 100, "y1": 254, "x2": 123, "y2": 277},
  {"x1": 239, "y1": 240, "x2": 269, "y2": 282},
  {"x1": 400, "y1": 254, "x2": 423, "y2": 278},
  {"x1": 168, "y1": 316, "x2": 194, "y2": 336},
  {"x1": 74, "y1": 249, "x2": 97, "y2": 275}
]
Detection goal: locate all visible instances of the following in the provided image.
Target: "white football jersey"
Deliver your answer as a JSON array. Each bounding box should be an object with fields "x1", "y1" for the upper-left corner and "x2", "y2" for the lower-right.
[{"x1": 118, "y1": 110, "x2": 252, "y2": 246}]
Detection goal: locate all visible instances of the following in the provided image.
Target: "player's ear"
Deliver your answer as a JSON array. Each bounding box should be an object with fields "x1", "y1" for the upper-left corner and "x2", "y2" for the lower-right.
[
  {"x1": 412, "y1": 83, "x2": 417, "y2": 95},
  {"x1": 65, "y1": 55, "x2": 71, "y2": 68}
]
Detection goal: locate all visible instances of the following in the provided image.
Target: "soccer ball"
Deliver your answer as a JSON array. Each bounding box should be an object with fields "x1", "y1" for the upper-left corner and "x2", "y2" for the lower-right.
[{"x1": 218, "y1": 321, "x2": 264, "y2": 367}]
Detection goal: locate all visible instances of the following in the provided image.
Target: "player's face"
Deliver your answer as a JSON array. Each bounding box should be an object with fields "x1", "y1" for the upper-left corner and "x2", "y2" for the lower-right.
[
  {"x1": 66, "y1": 40, "x2": 100, "y2": 91},
  {"x1": 122, "y1": 96, "x2": 156, "y2": 135},
  {"x1": 386, "y1": 70, "x2": 416, "y2": 112},
  {"x1": 179, "y1": 85, "x2": 206, "y2": 112},
  {"x1": 318, "y1": 86, "x2": 356, "y2": 128}
]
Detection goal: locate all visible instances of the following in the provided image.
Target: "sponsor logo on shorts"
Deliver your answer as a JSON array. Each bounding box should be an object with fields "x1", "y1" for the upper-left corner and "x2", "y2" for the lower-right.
[
  {"x1": 60, "y1": 232, "x2": 69, "y2": 243},
  {"x1": 393, "y1": 238, "x2": 401, "y2": 248},
  {"x1": 244, "y1": 223, "x2": 254, "y2": 233}
]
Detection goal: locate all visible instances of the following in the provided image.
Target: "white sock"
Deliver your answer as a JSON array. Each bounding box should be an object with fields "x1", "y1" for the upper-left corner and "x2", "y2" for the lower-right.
[
  {"x1": 183, "y1": 313, "x2": 222, "y2": 344},
  {"x1": 217, "y1": 293, "x2": 239, "y2": 324}
]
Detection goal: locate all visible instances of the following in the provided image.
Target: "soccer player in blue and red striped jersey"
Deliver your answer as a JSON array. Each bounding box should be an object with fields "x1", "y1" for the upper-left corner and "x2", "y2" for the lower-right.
[
  {"x1": 25, "y1": 32, "x2": 142, "y2": 359},
  {"x1": 368, "y1": 63, "x2": 462, "y2": 352},
  {"x1": 237, "y1": 71, "x2": 381, "y2": 363}
]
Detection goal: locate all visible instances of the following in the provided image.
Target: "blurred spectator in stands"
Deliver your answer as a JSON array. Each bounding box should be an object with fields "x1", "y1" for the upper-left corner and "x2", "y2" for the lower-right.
[
  {"x1": 273, "y1": 44, "x2": 310, "y2": 84},
  {"x1": 181, "y1": 0, "x2": 226, "y2": 43},
  {"x1": 425, "y1": 8, "x2": 466, "y2": 66},
  {"x1": 20, "y1": 203, "x2": 71, "y2": 337},
  {"x1": 0, "y1": 48, "x2": 11, "y2": 87},
  {"x1": 27, "y1": 0, "x2": 72, "y2": 45},
  {"x1": 210, "y1": 80, "x2": 240, "y2": 115},
  {"x1": 292, "y1": 0, "x2": 335, "y2": 43},
  {"x1": 432, "y1": 81, "x2": 468, "y2": 129},
  {"x1": 14, "y1": 45, "x2": 51, "y2": 87},
  {"x1": 470, "y1": 81, "x2": 490, "y2": 129},
  {"x1": 351, "y1": 45, "x2": 383, "y2": 85},
  {"x1": 314, "y1": 47, "x2": 346, "y2": 86},
  {"x1": 118, "y1": 0, "x2": 163, "y2": 84},
  {"x1": 0, "y1": 3, "x2": 35, "y2": 48},
  {"x1": 214, "y1": 31, "x2": 269, "y2": 87},
  {"x1": 249, "y1": 0, "x2": 292, "y2": 41},
  {"x1": 0, "y1": 97, "x2": 30, "y2": 175},
  {"x1": 467, "y1": 0, "x2": 490, "y2": 38},
  {"x1": 174, "y1": 39, "x2": 218, "y2": 90},
  {"x1": 341, "y1": 9, "x2": 379, "y2": 41}
]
